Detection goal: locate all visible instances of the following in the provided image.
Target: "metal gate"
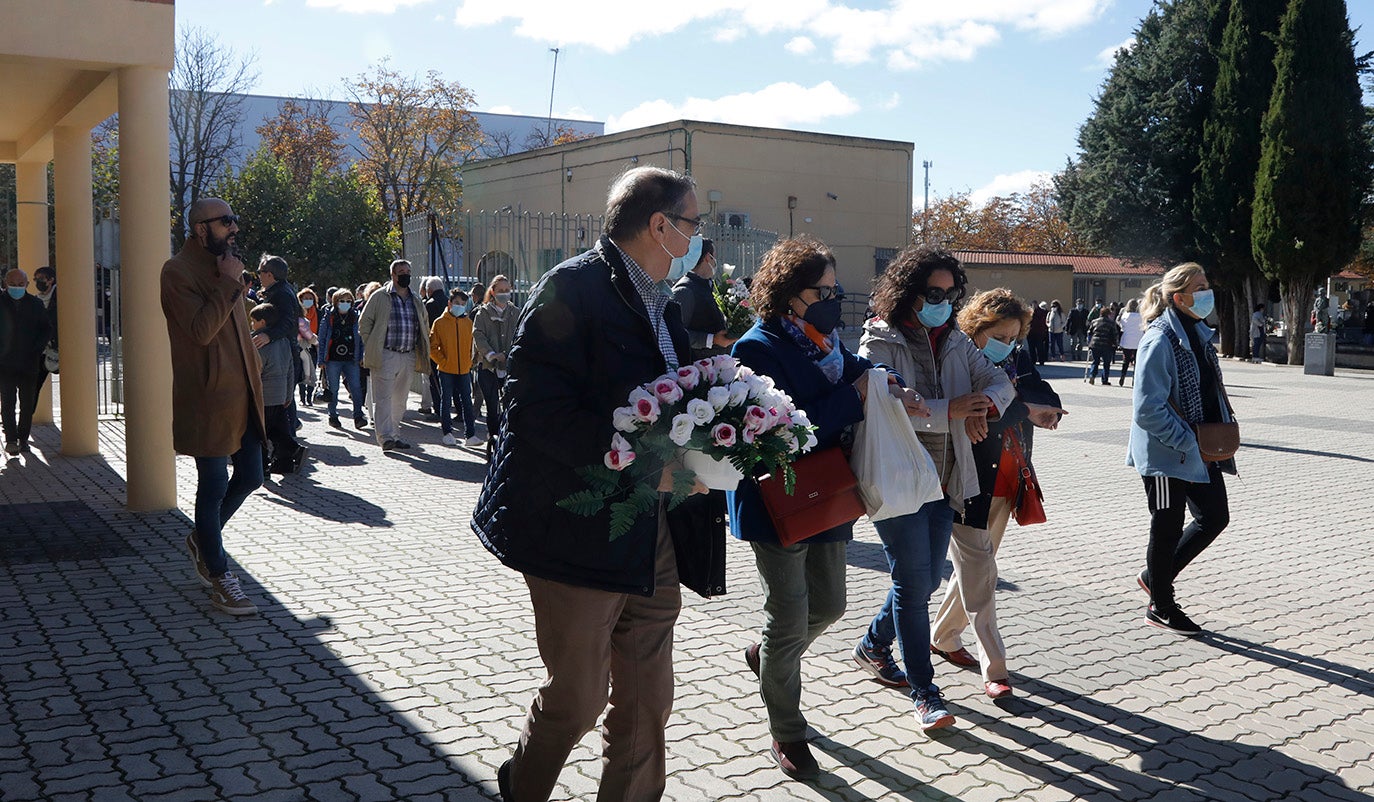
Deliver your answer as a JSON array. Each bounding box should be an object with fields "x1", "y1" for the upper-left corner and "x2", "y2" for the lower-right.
[{"x1": 401, "y1": 209, "x2": 778, "y2": 301}]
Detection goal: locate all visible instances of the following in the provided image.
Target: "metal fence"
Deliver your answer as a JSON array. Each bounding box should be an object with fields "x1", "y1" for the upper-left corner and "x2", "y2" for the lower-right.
[
  {"x1": 94, "y1": 214, "x2": 124, "y2": 418},
  {"x1": 400, "y1": 209, "x2": 779, "y2": 302}
]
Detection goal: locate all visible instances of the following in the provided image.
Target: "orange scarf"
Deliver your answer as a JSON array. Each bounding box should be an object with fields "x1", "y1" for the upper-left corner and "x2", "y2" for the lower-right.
[{"x1": 787, "y1": 313, "x2": 832, "y2": 353}]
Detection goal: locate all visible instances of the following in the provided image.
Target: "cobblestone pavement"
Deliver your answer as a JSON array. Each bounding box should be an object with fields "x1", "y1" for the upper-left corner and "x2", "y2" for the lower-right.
[{"x1": 2, "y1": 360, "x2": 1372, "y2": 802}]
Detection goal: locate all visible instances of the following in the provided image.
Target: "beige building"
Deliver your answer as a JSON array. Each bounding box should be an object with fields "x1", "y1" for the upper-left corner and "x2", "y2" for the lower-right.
[
  {"x1": 461, "y1": 120, "x2": 915, "y2": 297},
  {"x1": 3, "y1": 0, "x2": 175, "y2": 509},
  {"x1": 954, "y1": 251, "x2": 1166, "y2": 307}
]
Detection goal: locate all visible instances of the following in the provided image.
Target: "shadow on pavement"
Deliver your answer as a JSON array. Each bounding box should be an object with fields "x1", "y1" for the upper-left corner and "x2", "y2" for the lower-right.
[
  {"x1": 0, "y1": 437, "x2": 493, "y2": 801},
  {"x1": 1237, "y1": 442, "x2": 1374, "y2": 464},
  {"x1": 1198, "y1": 632, "x2": 1373, "y2": 698},
  {"x1": 808, "y1": 735, "x2": 966, "y2": 801},
  {"x1": 943, "y1": 675, "x2": 1367, "y2": 801}
]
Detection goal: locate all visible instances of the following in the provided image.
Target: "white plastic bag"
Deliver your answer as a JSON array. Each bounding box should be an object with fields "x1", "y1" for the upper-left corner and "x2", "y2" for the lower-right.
[{"x1": 850, "y1": 368, "x2": 943, "y2": 522}]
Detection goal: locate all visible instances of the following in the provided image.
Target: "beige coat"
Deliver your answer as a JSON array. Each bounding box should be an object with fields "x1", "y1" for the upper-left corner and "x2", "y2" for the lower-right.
[
  {"x1": 160, "y1": 238, "x2": 267, "y2": 458},
  {"x1": 358, "y1": 282, "x2": 430, "y2": 373}
]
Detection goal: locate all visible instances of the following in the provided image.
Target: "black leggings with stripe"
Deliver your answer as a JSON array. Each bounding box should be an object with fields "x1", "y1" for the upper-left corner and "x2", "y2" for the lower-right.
[{"x1": 1142, "y1": 463, "x2": 1229, "y2": 613}]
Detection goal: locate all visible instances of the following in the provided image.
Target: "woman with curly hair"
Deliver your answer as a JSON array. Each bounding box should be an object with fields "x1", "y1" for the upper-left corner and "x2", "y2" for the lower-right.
[
  {"x1": 930, "y1": 289, "x2": 1065, "y2": 699},
  {"x1": 854, "y1": 244, "x2": 1014, "y2": 732},
  {"x1": 729, "y1": 235, "x2": 928, "y2": 779}
]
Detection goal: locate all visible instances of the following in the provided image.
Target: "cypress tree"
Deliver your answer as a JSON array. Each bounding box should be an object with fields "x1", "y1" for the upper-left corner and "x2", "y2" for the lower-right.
[
  {"x1": 1194, "y1": 0, "x2": 1287, "y2": 357},
  {"x1": 1251, "y1": 0, "x2": 1371, "y2": 364}
]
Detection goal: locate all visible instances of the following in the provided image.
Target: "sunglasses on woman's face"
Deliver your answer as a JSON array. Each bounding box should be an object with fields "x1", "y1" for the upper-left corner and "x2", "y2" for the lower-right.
[
  {"x1": 919, "y1": 286, "x2": 962, "y2": 305},
  {"x1": 806, "y1": 284, "x2": 845, "y2": 302}
]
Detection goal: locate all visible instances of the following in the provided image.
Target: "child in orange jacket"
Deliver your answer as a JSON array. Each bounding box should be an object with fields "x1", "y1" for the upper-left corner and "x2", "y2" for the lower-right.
[{"x1": 429, "y1": 288, "x2": 479, "y2": 446}]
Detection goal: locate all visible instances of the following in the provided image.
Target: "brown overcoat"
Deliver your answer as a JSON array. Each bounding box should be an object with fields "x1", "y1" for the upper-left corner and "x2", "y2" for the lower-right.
[{"x1": 160, "y1": 238, "x2": 267, "y2": 457}]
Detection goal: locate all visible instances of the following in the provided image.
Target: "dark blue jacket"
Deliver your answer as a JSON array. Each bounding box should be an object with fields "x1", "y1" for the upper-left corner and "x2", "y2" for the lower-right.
[
  {"x1": 727, "y1": 317, "x2": 872, "y2": 545},
  {"x1": 471, "y1": 237, "x2": 726, "y2": 598},
  {"x1": 317, "y1": 308, "x2": 363, "y2": 365}
]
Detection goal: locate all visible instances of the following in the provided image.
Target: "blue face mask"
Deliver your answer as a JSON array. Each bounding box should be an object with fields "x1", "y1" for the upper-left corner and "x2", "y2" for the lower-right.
[
  {"x1": 661, "y1": 218, "x2": 703, "y2": 284},
  {"x1": 1186, "y1": 289, "x2": 1215, "y2": 320},
  {"x1": 336, "y1": 302, "x2": 352, "y2": 314},
  {"x1": 301, "y1": 299, "x2": 314, "y2": 309},
  {"x1": 982, "y1": 337, "x2": 1015, "y2": 364},
  {"x1": 451, "y1": 303, "x2": 468, "y2": 316},
  {"x1": 6, "y1": 287, "x2": 25, "y2": 300},
  {"x1": 916, "y1": 300, "x2": 951, "y2": 328}
]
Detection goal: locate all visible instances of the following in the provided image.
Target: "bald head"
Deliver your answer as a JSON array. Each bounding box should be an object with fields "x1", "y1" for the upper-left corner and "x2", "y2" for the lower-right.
[
  {"x1": 189, "y1": 197, "x2": 231, "y2": 224},
  {"x1": 4, "y1": 269, "x2": 28, "y2": 288}
]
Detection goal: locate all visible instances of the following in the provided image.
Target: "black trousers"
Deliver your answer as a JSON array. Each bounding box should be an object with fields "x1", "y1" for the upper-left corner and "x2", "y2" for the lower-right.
[
  {"x1": 264, "y1": 404, "x2": 299, "y2": 466},
  {"x1": 1142, "y1": 463, "x2": 1229, "y2": 612},
  {"x1": 0, "y1": 369, "x2": 40, "y2": 446}
]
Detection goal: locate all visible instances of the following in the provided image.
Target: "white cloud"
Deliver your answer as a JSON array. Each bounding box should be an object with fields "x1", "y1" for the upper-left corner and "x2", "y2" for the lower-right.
[
  {"x1": 714, "y1": 28, "x2": 745, "y2": 43},
  {"x1": 881, "y1": 92, "x2": 901, "y2": 111},
  {"x1": 1096, "y1": 36, "x2": 1135, "y2": 67},
  {"x1": 605, "y1": 81, "x2": 861, "y2": 133},
  {"x1": 307, "y1": 0, "x2": 432, "y2": 12},
  {"x1": 970, "y1": 170, "x2": 1052, "y2": 205},
  {"x1": 452, "y1": 0, "x2": 1112, "y2": 66}
]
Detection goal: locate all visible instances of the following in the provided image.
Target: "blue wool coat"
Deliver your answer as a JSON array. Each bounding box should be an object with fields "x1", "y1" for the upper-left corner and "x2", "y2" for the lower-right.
[{"x1": 727, "y1": 318, "x2": 873, "y2": 545}]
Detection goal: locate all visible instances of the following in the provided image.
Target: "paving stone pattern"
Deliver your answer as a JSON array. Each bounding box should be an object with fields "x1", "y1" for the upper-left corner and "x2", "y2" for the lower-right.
[{"x1": 1, "y1": 361, "x2": 1372, "y2": 801}]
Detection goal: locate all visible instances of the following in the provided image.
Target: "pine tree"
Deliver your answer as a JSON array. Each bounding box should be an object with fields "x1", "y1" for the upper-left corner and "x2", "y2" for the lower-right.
[
  {"x1": 1251, "y1": 0, "x2": 1371, "y2": 364},
  {"x1": 1193, "y1": 0, "x2": 1287, "y2": 357},
  {"x1": 1056, "y1": 0, "x2": 1219, "y2": 264}
]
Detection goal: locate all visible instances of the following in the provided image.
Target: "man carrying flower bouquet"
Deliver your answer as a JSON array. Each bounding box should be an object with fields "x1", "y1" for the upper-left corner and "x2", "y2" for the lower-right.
[{"x1": 472, "y1": 165, "x2": 723, "y2": 802}]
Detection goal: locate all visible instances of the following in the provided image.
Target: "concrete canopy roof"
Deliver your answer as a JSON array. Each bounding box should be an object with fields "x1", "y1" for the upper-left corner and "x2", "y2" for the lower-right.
[{"x1": 1, "y1": 0, "x2": 174, "y2": 163}]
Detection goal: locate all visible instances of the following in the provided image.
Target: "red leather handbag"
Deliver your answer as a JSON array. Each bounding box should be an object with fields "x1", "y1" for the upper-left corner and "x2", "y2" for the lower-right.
[
  {"x1": 1002, "y1": 430, "x2": 1047, "y2": 526},
  {"x1": 757, "y1": 446, "x2": 867, "y2": 546}
]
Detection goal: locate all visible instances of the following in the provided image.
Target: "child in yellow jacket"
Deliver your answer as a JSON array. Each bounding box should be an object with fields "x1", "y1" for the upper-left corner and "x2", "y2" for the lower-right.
[{"x1": 429, "y1": 288, "x2": 480, "y2": 446}]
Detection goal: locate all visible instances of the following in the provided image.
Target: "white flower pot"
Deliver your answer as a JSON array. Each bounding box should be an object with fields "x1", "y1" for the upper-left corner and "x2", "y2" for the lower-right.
[{"x1": 683, "y1": 450, "x2": 744, "y2": 491}]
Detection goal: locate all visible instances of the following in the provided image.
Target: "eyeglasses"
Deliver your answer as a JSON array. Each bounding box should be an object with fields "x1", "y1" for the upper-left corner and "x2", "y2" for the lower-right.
[
  {"x1": 194, "y1": 214, "x2": 240, "y2": 228},
  {"x1": 663, "y1": 212, "x2": 705, "y2": 235},
  {"x1": 806, "y1": 283, "x2": 845, "y2": 302},
  {"x1": 919, "y1": 285, "x2": 962, "y2": 305}
]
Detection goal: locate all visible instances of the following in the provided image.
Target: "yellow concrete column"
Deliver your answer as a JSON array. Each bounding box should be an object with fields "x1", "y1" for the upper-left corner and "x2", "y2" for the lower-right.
[
  {"x1": 52, "y1": 125, "x2": 99, "y2": 456},
  {"x1": 117, "y1": 66, "x2": 175, "y2": 511},
  {"x1": 15, "y1": 161, "x2": 53, "y2": 424}
]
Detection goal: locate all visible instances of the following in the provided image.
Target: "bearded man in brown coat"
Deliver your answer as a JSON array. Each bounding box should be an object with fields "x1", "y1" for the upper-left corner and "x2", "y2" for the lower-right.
[{"x1": 160, "y1": 197, "x2": 266, "y2": 615}]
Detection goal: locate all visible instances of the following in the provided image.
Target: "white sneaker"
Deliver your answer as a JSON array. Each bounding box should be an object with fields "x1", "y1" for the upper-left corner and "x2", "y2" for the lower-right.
[
  {"x1": 464, "y1": 435, "x2": 484, "y2": 447},
  {"x1": 442, "y1": 433, "x2": 458, "y2": 446}
]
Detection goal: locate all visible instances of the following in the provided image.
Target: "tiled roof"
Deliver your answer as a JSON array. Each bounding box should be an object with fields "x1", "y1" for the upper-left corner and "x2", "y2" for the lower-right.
[{"x1": 953, "y1": 250, "x2": 1167, "y2": 277}]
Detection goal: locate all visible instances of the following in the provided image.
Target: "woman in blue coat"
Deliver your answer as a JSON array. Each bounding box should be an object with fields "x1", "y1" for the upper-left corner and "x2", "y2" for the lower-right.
[
  {"x1": 1127, "y1": 262, "x2": 1235, "y2": 635},
  {"x1": 728, "y1": 236, "x2": 926, "y2": 780}
]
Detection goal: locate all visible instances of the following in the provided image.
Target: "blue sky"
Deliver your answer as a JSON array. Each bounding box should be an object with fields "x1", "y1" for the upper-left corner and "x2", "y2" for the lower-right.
[{"x1": 177, "y1": 0, "x2": 1373, "y2": 207}]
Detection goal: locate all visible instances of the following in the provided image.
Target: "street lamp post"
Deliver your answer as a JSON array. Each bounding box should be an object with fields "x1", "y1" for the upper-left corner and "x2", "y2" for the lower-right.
[{"x1": 546, "y1": 47, "x2": 560, "y2": 141}]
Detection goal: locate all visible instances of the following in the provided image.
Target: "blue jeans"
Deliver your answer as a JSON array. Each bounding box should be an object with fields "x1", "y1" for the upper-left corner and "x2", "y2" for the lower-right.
[
  {"x1": 324, "y1": 360, "x2": 364, "y2": 417},
  {"x1": 438, "y1": 371, "x2": 475, "y2": 437},
  {"x1": 477, "y1": 368, "x2": 504, "y2": 434},
  {"x1": 193, "y1": 425, "x2": 263, "y2": 576},
  {"x1": 863, "y1": 497, "x2": 955, "y2": 695}
]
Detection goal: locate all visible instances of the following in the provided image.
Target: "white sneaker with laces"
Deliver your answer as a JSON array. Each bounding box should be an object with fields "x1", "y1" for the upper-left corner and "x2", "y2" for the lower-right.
[
  {"x1": 210, "y1": 571, "x2": 258, "y2": 615},
  {"x1": 442, "y1": 433, "x2": 458, "y2": 446}
]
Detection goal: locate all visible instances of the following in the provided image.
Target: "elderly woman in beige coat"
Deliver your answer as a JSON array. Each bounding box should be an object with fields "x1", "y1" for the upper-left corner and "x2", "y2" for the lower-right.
[{"x1": 160, "y1": 197, "x2": 266, "y2": 616}]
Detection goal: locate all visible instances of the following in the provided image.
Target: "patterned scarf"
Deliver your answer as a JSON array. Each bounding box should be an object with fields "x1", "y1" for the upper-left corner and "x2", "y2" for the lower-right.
[
  {"x1": 780, "y1": 315, "x2": 843, "y2": 383},
  {"x1": 1153, "y1": 317, "x2": 1220, "y2": 424}
]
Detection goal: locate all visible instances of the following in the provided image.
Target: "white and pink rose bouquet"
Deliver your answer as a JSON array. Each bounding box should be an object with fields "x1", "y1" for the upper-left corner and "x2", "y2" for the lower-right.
[
  {"x1": 713, "y1": 267, "x2": 756, "y2": 338},
  {"x1": 558, "y1": 354, "x2": 817, "y2": 540}
]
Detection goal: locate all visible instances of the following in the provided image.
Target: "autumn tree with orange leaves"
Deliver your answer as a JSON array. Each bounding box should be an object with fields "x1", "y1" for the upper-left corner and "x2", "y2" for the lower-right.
[
  {"x1": 914, "y1": 181, "x2": 1096, "y2": 254},
  {"x1": 256, "y1": 100, "x2": 345, "y2": 190},
  {"x1": 344, "y1": 59, "x2": 482, "y2": 232}
]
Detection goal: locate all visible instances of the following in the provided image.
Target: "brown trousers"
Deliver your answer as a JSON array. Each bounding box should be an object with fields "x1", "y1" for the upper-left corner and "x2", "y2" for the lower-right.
[{"x1": 510, "y1": 515, "x2": 680, "y2": 802}]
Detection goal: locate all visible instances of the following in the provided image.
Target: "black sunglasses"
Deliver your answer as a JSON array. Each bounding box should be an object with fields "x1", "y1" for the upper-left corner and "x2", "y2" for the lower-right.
[
  {"x1": 663, "y1": 212, "x2": 705, "y2": 235},
  {"x1": 919, "y1": 285, "x2": 962, "y2": 305},
  {"x1": 194, "y1": 214, "x2": 240, "y2": 227},
  {"x1": 806, "y1": 283, "x2": 845, "y2": 302}
]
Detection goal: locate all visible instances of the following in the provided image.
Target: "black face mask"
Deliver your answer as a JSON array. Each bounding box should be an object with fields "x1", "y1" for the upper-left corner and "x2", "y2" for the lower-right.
[
  {"x1": 35, "y1": 280, "x2": 50, "y2": 292},
  {"x1": 802, "y1": 297, "x2": 843, "y2": 335},
  {"x1": 395, "y1": 274, "x2": 411, "y2": 289}
]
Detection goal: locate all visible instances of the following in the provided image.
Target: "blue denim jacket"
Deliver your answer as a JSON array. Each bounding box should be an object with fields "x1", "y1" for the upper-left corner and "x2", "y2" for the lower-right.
[{"x1": 1125, "y1": 308, "x2": 1236, "y2": 482}]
